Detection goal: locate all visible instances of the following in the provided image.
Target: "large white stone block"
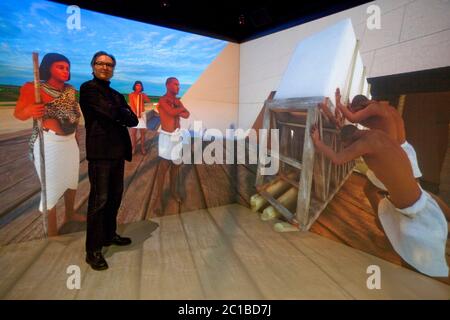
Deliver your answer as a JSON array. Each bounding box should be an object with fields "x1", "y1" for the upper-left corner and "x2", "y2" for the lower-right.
[{"x1": 276, "y1": 19, "x2": 367, "y2": 106}]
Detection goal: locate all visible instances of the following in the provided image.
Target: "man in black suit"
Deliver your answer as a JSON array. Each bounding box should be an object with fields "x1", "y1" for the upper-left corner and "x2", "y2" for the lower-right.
[{"x1": 80, "y1": 51, "x2": 138, "y2": 271}]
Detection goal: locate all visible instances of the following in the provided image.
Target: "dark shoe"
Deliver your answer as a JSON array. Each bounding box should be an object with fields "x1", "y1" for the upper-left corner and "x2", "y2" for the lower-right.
[
  {"x1": 86, "y1": 251, "x2": 108, "y2": 271},
  {"x1": 103, "y1": 234, "x2": 132, "y2": 247}
]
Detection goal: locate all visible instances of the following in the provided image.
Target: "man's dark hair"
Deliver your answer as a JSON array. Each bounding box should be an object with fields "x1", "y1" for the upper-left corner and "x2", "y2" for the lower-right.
[
  {"x1": 350, "y1": 94, "x2": 370, "y2": 112},
  {"x1": 133, "y1": 80, "x2": 144, "y2": 91},
  {"x1": 39, "y1": 53, "x2": 71, "y2": 81},
  {"x1": 90, "y1": 51, "x2": 116, "y2": 68},
  {"x1": 340, "y1": 124, "x2": 358, "y2": 142},
  {"x1": 165, "y1": 77, "x2": 178, "y2": 86}
]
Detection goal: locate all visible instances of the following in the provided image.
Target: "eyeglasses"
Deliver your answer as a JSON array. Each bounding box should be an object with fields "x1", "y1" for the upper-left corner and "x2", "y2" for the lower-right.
[{"x1": 94, "y1": 61, "x2": 115, "y2": 68}]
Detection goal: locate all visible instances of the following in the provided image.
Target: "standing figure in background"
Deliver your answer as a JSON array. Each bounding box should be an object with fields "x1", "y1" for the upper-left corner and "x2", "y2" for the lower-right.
[
  {"x1": 129, "y1": 81, "x2": 151, "y2": 155},
  {"x1": 151, "y1": 77, "x2": 190, "y2": 215},
  {"x1": 14, "y1": 53, "x2": 84, "y2": 236}
]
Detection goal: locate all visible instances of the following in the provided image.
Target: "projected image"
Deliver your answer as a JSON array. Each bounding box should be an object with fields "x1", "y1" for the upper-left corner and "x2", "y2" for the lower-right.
[
  {"x1": 0, "y1": 0, "x2": 226, "y2": 95},
  {"x1": 0, "y1": 0, "x2": 227, "y2": 244}
]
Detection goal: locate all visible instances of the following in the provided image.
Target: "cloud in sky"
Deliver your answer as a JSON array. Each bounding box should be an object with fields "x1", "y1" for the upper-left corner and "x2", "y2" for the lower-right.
[{"x1": 0, "y1": 0, "x2": 227, "y2": 95}]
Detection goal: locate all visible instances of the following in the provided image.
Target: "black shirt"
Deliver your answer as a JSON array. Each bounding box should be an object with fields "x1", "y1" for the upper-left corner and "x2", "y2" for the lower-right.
[{"x1": 79, "y1": 76, "x2": 138, "y2": 161}]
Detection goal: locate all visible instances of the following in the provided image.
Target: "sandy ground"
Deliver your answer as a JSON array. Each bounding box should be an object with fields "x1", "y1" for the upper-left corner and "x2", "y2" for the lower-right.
[{"x1": 0, "y1": 103, "x2": 32, "y2": 135}]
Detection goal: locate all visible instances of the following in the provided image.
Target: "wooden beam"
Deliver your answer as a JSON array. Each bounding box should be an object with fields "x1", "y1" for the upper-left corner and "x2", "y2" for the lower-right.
[{"x1": 296, "y1": 106, "x2": 318, "y2": 229}]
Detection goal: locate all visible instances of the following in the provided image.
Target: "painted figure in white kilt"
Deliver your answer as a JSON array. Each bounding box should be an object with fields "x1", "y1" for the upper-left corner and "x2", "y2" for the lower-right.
[
  {"x1": 129, "y1": 80, "x2": 151, "y2": 155},
  {"x1": 312, "y1": 121, "x2": 449, "y2": 277},
  {"x1": 14, "y1": 53, "x2": 84, "y2": 237},
  {"x1": 150, "y1": 77, "x2": 190, "y2": 215}
]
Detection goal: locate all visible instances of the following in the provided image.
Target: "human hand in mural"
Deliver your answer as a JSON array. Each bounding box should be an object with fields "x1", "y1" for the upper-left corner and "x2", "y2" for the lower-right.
[
  {"x1": 335, "y1": 88, "x2": 342, "y2": 105},
  {"x1": 310, "y1": 124, "x2": 321, "y2": 145},
  {"x1": 318, "y1": 97, "x2": 341, "y2": 129},
  {"x1": 335, "y1": 107, "x2": 345, "y2": 128},
  {"x1": 28, "y1": 103, "x2": 45, "y2": 119},
  {"x1": 174, "y1": 99, "x2": 190, "y2": 118},
  {"x1": 173, "y1": 99, "x2": 182, "y2": 108}
]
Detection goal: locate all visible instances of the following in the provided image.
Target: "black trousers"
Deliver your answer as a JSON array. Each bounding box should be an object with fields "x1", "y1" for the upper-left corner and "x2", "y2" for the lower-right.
[{"x1": 86, "y1": 159, "x2": 125, "y2": 252}]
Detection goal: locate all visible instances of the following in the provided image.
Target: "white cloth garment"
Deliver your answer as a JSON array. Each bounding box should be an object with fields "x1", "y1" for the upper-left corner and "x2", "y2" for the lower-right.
[
  {"x1": 378, "y1": 188, "x2": 449, "y2": 277},
  {"x1": 33, "y1": 130, "x2": 80, "y2": 211},
  {"x1": 401, "y1": 141, "x2": 422, "y2": 178},
  {"x1": 133, "y1": 112, "x2": 147, "y2": 129},
  {"x1": 366, "y1": 140, "x2": 422, "y2": 191},
  {"x1": 158, "y1": 129, "x2": 184, "y2": 161}
]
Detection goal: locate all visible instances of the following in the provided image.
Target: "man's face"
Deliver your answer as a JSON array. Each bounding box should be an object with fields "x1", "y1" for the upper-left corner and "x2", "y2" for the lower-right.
[
  {"x1": 166, "y1": 79, "x2": 180, "y2": 95},
  {"x1": 93, "y1": 55, "x2": 114, "y2": 81}
]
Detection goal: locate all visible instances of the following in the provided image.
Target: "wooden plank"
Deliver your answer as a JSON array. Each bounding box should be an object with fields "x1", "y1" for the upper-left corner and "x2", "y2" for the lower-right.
[
  {"x1": 336, "y1": 173, "x2": 375, "y2": 214},
  {"x1": 0, "y1": 156, "x2": 36, "y2": 194},
  {"x1": 305, "y1": 168, "x2": 354, "y2": 230},
  {"x1": 258, "y1": 190, "x2": 295, "y2": 222},
  {"x1": 266, "y1": 97, "x2": 322, "y2": 110},
  {"x1": 276, "y1": 172, "x2": 298, "y2": 189},
  {"x1": 139, "y1": 215, "x2": 205, "y2": 299},
  {"x1": 179, "y1": 208, "x2": 263, "y2": 299},
  {"x1": 118, "y1": 141, "x2": 160, "y2": 224},
  {"x1": 314, "y1": 114, "x2": 327, "y2": 201},
  {"x1": 210, "y1": 204, "x2": 352, "y2": 299},
  {"x1": 282, "y1": 231, "x2": 450, "y2": 299},
  {"x1": 1, "y1": 206, "x2": 447, "y2": 299},
  {"x1": 195, "y1": 162, "x2": 240, "y2": 209},
  {"x1": 269, "y1": 150, "x2": 302, "y2": 170},
  {"x1": 278, "y1": 121, "x2": 339, "y2": 134},
  {"x1": 76, "y1": 224, "x2": 142, "y2": 299},
  {"x1": 220, "y1": 163, "x2": 256, "y2": 207},
  {"x1": 0, "y1": 173, "x2": 40, "y2": 219},
  {"x1": 4, "y1": 232, "x2": 87, "y2": 299},
  {"x1": 0, "y1": 129, "x2": 32, "y2": 143},
  {"x1": 296, "y1": 107, "x2": 317, "y2": 229},
  {"x1": 179, "y1": 164, "x2": 206, "y2": 213},
  {"x1": 256, "y1": 100, "x2": 271, "y2": 186},
  {"x1": 0, "y1": 132, "x2": 31, "y2": 166},
  {"x1": 145, "y1": 159, "x2": 180, "y2": 218},
  {"x1": 311, "y1": 195, "x2": 403, "y2": 264},
  {"x1": 220, "y1": 138, "x2": 257, "y2": 205},
  {"x1": 0, "y1": 160, "x2": 89, "y2": 244},
  {"x1": 0, "y1": 238, "x2": 48, "y2": 298},
  {"x1": 0, "y1": 204, "x2": 41, "y2": 245}
]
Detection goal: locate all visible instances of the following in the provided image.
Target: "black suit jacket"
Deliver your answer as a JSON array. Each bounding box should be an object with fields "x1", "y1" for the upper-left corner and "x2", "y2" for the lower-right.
[{"x1": 79, "y1": 77, "x2": 138, "y2": 161}]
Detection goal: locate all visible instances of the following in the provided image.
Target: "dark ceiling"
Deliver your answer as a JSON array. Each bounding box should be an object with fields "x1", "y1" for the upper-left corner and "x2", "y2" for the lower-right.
[{"x1": 52, "y1": 0, "x2": 372, "y2": 43}]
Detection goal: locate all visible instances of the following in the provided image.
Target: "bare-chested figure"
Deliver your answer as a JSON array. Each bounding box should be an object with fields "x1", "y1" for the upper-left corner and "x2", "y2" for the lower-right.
[
  {"x1": 151, "y1": 77, "x2": 190, "y2": 215},
  {"x1": 311, "y1": 122, "x2": 448, "y2": 277},
  {"x1": 334, "y1": 88, "x2": 422, "y2": 190}
]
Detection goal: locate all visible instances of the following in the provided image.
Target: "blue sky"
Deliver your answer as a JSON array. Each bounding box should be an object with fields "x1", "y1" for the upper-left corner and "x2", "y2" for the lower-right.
[{"x1": 0, "y1": 0, "x2": 227, "y2": 95}]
